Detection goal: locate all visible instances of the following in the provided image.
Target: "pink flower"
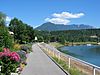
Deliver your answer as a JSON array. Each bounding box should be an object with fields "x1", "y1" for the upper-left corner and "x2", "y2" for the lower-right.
[
  {"x1": 0, "y1": 48, "x2": 20, "y2": 62},
  {"x1": 3, "y1": 48, "x2": 10, "y2": 53},
  {"x1": 0, "y1": 52, "x2": 3, "y2": 58},
  {"x1": 10, "y1": 52, "x2": 20, "y2": 62}
]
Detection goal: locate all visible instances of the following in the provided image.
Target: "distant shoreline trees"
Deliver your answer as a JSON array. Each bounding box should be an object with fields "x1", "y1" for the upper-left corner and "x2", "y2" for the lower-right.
[{"x1": 33, "y1": 29, "x2": 100, "y2": 44}]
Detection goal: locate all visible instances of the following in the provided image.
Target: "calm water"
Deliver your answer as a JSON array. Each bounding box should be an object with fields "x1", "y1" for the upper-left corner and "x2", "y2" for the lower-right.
[{"x1": 60, "y1": 45, "x2": 100, "y2": 67}]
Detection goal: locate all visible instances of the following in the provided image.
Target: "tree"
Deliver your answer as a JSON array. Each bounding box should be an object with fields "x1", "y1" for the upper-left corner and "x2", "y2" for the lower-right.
[
  {"x1": 25, "y1": 25, "x2": 35, "y2": 42},
  {"x1": 0, "y1": 12, "x2": 6, "y2": 26},
  {"x1": 0, "y1": 12, "x2": 13, "y2": 49},
  {"x1": 9, "y1": 18, "x2": 35, "y2": 43},
  {"x1": 0, "y1": 25, "x2": 13, "y2": 48},
  {"x1": 9, "y1": 18, "x2": 25, "y2": 43}
]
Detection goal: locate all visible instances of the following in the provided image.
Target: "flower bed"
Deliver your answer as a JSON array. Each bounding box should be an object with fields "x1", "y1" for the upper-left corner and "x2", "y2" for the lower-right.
[{"x1": 0, "y1": 48, "x2": 20, "y2": 75}]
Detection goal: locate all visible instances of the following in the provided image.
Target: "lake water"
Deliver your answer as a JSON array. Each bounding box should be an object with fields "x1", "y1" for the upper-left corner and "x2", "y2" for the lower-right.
[{"x1": 60, "y1": 45, "x2": 100, "y2": 67}]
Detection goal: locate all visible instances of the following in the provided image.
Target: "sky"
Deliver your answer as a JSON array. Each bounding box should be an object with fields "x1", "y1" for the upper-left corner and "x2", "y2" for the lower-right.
[{"x1": 0, "y1": 0, "x2": 100, "y2": 28}]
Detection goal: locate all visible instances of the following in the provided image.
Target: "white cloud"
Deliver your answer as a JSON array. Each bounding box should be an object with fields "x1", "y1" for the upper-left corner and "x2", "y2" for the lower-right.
[
  {"x1": 45, "y1": 18, "x2": 70, "y2": 25},
  {"x1": 5, "y1": 16, "x2": 12, "y2": 26},
  {"x1": 6, "y1": 16, "x2": 12, "y2": 22},
  {"x1": 52, "y1": 12, "x2": 84, "y2": 19},
  {"x1": 45, "y1": 12, "x2": 85, "y2": 25}
]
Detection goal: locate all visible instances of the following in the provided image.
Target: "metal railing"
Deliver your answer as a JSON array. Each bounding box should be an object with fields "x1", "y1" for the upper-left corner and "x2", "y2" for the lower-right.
[{"x1": 38, "y1": 43, "x2": 100, "y2": 75}]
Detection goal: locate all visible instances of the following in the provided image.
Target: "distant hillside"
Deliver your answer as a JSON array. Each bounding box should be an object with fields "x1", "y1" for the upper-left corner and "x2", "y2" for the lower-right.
[{"x1": 35, "y1": 22, "x2": 94, "y2": 31}]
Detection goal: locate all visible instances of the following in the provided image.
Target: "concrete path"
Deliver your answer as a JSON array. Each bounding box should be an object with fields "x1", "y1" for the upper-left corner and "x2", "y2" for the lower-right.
[{"x1": 21, "y1": 44, "x2": 66, "y2": 75}]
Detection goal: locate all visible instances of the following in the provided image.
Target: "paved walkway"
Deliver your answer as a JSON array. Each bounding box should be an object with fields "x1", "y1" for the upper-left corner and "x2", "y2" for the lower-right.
[{"x1": 21, "y1": 44, "x2": 66, "y2": 75}]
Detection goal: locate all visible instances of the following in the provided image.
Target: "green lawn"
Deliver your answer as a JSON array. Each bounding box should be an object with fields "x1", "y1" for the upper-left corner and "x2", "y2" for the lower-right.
[{"x1": 49, "y1": 42, "x2": 64, "y2": 48}]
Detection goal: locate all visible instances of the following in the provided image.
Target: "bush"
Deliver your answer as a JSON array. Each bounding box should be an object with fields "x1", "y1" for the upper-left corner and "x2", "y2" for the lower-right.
[
  {"x1": 13, "y1": 44, "x2": 21, "y2": 51},
  {"x1": 0, "y1": 47, "x2": 3, "y2": 52},
  {"x1": 0, "y1": 26, "x2": 13, "y2": 48},
  {"x1": 0, "y1": 48, "x2": 20, "y2": 75}
]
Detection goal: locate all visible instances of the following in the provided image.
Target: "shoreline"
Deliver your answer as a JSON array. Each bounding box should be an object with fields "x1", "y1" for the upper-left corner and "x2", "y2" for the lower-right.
[
  {"x1": 49, "y1": 42, "x2": 100, "y2": 67},
  {"x1": 40, "y1": 43, "x2": 100, "y2": 75},
  {"x1": 49, "y1": 42, "x2": 100, "y2": 47}
]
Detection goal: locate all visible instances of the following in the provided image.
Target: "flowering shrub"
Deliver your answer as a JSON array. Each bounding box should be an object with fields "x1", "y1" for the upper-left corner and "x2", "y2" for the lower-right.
[
  {"x1": 0, "y1": 48, "x2": 20, "y2": 75},
  {"x1": 0, "y1": 48, "x2": 20, "y2": 62}
]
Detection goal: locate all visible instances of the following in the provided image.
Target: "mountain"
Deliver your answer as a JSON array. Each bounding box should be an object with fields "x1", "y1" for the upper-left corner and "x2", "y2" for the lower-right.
[{"x1": 35, "y1": 22, "x2": 94, "y2": 31}]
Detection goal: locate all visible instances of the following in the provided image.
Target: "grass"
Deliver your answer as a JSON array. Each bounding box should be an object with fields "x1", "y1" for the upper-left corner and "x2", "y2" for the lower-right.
[
  {"x1": 49, "y1": 42, "x2": 98, "y2": 48},
  {"x1": 52, "y1": 56, "x2": 85, "y2": 75},
  {"x1": 49, "y1": 42, "x2": 64, "y2": 48},
  {"x1": 65, "y1": 42, "x2": 98, "y2": 46}
]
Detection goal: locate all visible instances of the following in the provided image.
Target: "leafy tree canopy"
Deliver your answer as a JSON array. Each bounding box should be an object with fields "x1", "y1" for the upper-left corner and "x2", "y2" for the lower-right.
[{"x1": 0, "y1": 12, "x2": 6, "y2": 26}]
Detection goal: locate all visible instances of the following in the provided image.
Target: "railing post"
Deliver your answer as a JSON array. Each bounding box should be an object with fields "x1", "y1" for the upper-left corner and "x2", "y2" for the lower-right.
[
  {"x1": 53, "y1": 50, "x2": 54, "y2": 57},
  {"x1": 49, "y1": 49, "x2": 50, "y2": 54},
  {"x1": 58, "y1": 52, "x2": 60, "y2": 60},
  {"x1": 93, "y1": 67, "x2": 96, "y2": 75},
  {"x1": 68, "y1": 57, "x2": 71, "y2": 69},
  {"x1": 55, "y1": 52, "x2": 57, "y2": 57},
  {"x1": 47, "y1": 48, "x2": 48, "y2": 52}
]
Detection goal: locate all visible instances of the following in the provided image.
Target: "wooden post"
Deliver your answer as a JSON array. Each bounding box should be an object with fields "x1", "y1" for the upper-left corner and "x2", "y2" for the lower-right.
[
  {"x1": 55, "y1": 52, "x2": 57, "y2": 58},
  {"x1": 46, "y1": 48, "x2": 48, "y2": 51},
  {"x1": 49, "y1": 49, "x2": 50, "y2": 54},
  {"x1": 93, "y1": 67, "x2": 96, "y2": 75},
  {"x1": 68, "y1": 58, "x2": 71, "y2": 69},
  {"x1": 53, "y1": 50, "x2": 54, "y2": 57},
  {"x1": 58, "y1": 52, "x2": 60, "y2": 60}
]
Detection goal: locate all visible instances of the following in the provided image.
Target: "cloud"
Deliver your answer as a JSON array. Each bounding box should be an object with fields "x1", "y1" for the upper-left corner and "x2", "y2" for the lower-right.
[
  {"x1": 45, "y1": 18, "x2": 70, "y2": 25},
  {"x1": 5, "y1": 16, "x2": 12, "y2": 26},
  {"x1": 52, "y1": 12, "x2": 84, "y2": 19},
  {"x1": 45, "y1": 12, "x2": 85, "y2": 25},
  {"x1": 6, "y1": 16, "x2": 12, "y2": 22}
]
